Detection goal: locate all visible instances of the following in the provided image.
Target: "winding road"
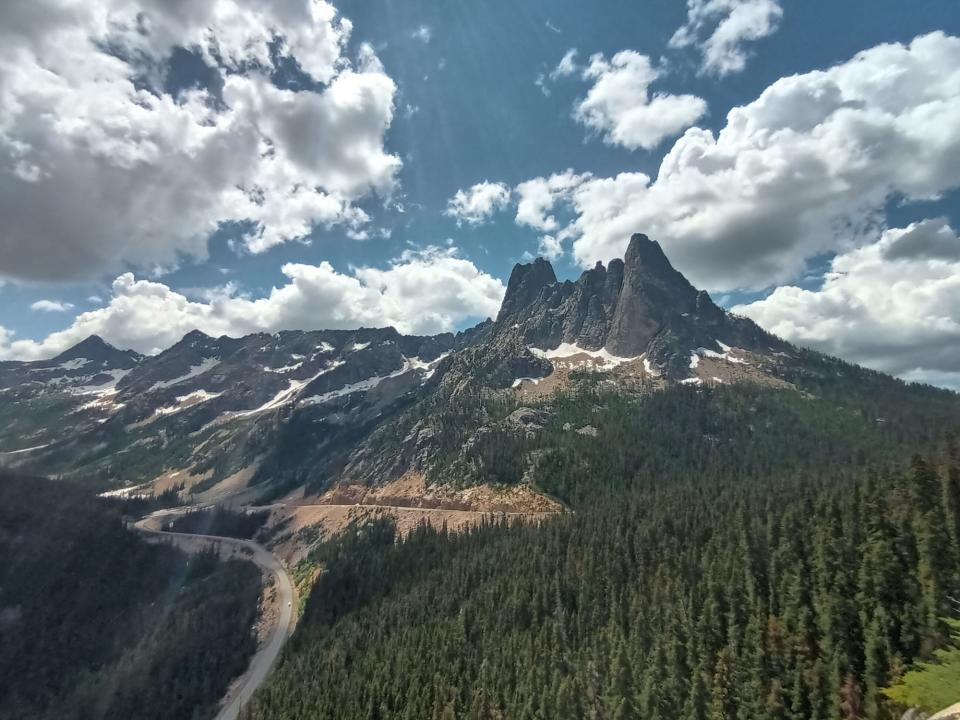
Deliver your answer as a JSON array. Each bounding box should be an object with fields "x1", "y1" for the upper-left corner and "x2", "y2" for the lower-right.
[
  {"x1": 134, "y1": 510, "x2": 294, "y2": 720},
  {"x1": 930, "y1": 701, "x2": 960, "y2": 720}
]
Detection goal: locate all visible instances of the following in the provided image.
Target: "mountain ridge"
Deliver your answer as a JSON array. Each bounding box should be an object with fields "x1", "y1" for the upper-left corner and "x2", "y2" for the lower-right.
[{"x1": 2, "y1": 232, "x2": 956, "y2": 504}]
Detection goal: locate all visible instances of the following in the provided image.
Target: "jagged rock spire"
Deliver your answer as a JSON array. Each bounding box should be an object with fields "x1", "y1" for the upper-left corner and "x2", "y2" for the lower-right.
[
  {"x1": 496, "y1": 257, "x2": 557, "y2": 323},
  {"x1": 605, "y1": 233, "x2": 701, "y2": 356},
  {"x1": 490, "y1": 232, "x2": 784, "y2": 377}
]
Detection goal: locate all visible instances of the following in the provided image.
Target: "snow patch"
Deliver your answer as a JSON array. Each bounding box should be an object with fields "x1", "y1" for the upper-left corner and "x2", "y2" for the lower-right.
[
  {"x1": 512, "y1": 377, "x2": 544, "y2": 388},
  {"x1": 300, "y1": 362, "x2": 412, "y2": 407},
  {"x1": 351, "y1": 341, "x2": 371, "y2": 351},
  {"x1": 689, "y1": 353, "x2": 700, "y2": 369},
  {"x1": 263, "y1": 362, "x2": 303, "y2": 374},
  {"x1": 68, "y1": 367, "x2": 134, "y2": 396},
  {"x1": 0, "y1": 443, "x2": 50, "y2": 456},
  {"x1": 529, "y1": 343, "x2": 638, "y2": 369},
  {"x1": 680, "y1": 377, "x2": 702, "y2": 385},
  {"x1": 230, "y1": 360, "x2": 346, "y2": 418},
  {"x1": 407, "y1": 352, "x2": 450, "y2": 381},
  {"x1": 694, "y1": 343, "x2": 748, "y2": 365},
  {"x1": 153, "y1": 389, "x2": 223, "y2": 417},
  {"x1": 149, "y1": 358, "x2": 220, "y2": 391},
  {"x1": 59, "y1": 357, "x2": 92, "y2": 371},
  {"x1": 643, "y1": 357, "x2": 661, "y2": 377}
]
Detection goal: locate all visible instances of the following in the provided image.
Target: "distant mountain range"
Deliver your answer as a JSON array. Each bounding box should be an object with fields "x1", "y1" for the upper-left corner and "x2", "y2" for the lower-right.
[{"x1": 2, "y1": 233, "x2": 955, "y2": 498}]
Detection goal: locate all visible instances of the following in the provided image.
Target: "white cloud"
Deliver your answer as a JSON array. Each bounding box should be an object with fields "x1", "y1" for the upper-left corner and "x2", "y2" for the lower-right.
[
  {"x1": 735, "y1": 219, "x2": 960, "y2": 388},
  {"x1": 411, "y1": 25, "x2": 432, "y2": 43},
  {"x1": 30, "y1": 300, "x2": 74, "y2": 313},
  {"x1": 537, "y1": 235, "x2": 564, "y2": 261},
  {"x1": 574, "y1": 51, "x2": 707, "y2": 150},
  {"x1": 445, "y1": 181, "x2": 512, "y2": 226},
  {"x1": 0, "y1": 249, "x2": 505, "y2": 360},
  {"x1": 515, "y1": 170, "x2": 591, "y2": 232},
  {"x1": 670, "y1": 0, "x2": 783, "y2": 76},
  {"x1": 0, "y1": 0, "x2": 399, "y2": 282},
  {"x1": 551, "y1": 49, "x2": 580, "y2": 80},
  {"x1": 517, "y1": 32, "x2": 960, "y2": 292},
  {"x1": 537, "y1": 50, "x2": 580, "y2": 97},
  {"x1": 535, "y1": 74, "x2": 551, "y2": 97}
]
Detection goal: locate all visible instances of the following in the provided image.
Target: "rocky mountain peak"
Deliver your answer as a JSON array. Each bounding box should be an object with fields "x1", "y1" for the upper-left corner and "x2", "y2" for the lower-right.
[
  {"x1": 51, "y1": 335, "x2": 141, "y2": 368},
  {"x1": 488, "y1": 232, "x2": 787, "y2": 377},
  {"x1": 496, "y1": 257, "x2": 558, "y2": 322},
  {"x1": 605, "y1": 233, "x2": 701, "y2": 357}
]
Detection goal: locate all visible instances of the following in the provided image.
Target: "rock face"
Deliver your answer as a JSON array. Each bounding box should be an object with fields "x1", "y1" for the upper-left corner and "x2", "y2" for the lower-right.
[
  {"x1": 496, "y1": 258, "x2": 557, "y2": 323},
  {"x1": 606, "y1": 234, "x2": 699, "y2": 356},
  {"x1": 493, "y1": 233, "x2": 787, "y2": 377}
]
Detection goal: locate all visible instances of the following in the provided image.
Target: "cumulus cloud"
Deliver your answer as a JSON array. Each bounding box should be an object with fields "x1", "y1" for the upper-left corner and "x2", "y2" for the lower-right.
[
  {"x1": 0, "y1": 0, "x2": 400, "y2": 282},
  {"x1": 670, "y1": 0, "x2": 783, "y2": 76},
  {"x1": 0, "y1": 249, "x2": 505, "y2": 360},
  {"x1": 514, "y1": 32, "x2": 960, "y2": 292},
  {"x1": 30, "y1": 300, "x2": 74, "y2": 313},
  {"x1": 735, "y1": 219, "x2": 960, "y2": 388},
  {"x1": 536, "y1": 235, "x2": 564, "y2": 261},
  {"x1": 574, "y1": 51, "x2": 707, "y2": 150},
  {"x1": 515, "y1": 170, "x2": 591, "y2": 232},
  {"x1": 445, "y1": 182, "x2": 512, "y2": 226}
]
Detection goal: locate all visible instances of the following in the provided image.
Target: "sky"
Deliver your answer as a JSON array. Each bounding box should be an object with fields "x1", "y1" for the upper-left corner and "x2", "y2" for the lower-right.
[{"x1": 1, "y1": 0, "x2": 960, "y2": 388}]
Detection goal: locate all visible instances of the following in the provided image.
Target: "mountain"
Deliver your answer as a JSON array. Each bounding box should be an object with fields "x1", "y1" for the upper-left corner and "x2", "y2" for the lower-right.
[
  {"x1": 5, "y1": 233, "x2": 960, "y2": 720},
  {"x1": 479, "y1": 233, "x2": 786, "y2": 380},
  {"x1": 2, "y1": 233, "x2": 956, "y2": 502}
]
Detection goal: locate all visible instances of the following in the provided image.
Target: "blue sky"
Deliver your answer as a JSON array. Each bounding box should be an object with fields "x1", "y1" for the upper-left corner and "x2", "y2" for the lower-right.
[{"x1": 1, "y1": 0, "x2": 960, "y2": 386}]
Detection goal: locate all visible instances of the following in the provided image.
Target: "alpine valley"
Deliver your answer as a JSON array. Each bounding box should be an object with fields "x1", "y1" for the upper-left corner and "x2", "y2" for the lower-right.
[{"x1": 3, "y1": 234, "x2": 960, "y2": 720}]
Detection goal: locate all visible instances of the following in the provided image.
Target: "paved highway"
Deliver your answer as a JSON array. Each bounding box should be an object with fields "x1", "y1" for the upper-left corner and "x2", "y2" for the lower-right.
[{"x1": 134, "y1": 512, "x2": 294, "y2": 720}]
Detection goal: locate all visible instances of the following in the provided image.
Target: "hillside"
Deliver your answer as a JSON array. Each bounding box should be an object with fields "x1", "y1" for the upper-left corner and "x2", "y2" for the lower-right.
[
  {"x1": 241, "y1": 417, "x2": 960, "y2": 719},
  {"x1": 0, "y1": 473, "x2": 262, "y2": 720}
]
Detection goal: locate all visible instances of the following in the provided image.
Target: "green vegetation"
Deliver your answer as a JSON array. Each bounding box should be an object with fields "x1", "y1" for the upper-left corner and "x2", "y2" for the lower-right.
[
  {"x1": 0, "y1": 473, "x2": 262, "y2": 720},
  {"x1": 99, "y1": 483, "x2": 185, "y2": 516},
  {"x1": 166, "y1": 505, "x2": 270, "y2": 539},
  {"x1": 529, "y1": 383, "x2": 912, "y2": 506},
  {"x1": 291, "y1": 558, "x2": 323, "y2": 616},
  {"x1": 242, "y1": 382, "x2": 960, "y2": 720},
  {"x1": 883, "y1": 618, "x2": 960, "y2": 712}
]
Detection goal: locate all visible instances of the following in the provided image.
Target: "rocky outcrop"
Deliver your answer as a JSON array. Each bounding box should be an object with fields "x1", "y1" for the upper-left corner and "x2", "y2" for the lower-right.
[
  {"x1": 50, "y1": 335, "x2": 142, "y2": 369},
  {"x1": 491, "y1": 232, "x2": 788, "y2": 378},
  {"x1": 496, "y1": 257, "x2": 557, "y2": 323}
]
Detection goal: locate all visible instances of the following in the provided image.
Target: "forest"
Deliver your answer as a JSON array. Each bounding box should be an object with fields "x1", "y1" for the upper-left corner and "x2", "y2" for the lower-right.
[
  {"x1": 243, "y1": 382, "x2": 960, "y2": 720},
  {"x1": 166, "y1": 505, "x2": 270, "y2": 539},
  {"x1": 0, "y1": 473, "x2": 262, "y2": 720}
]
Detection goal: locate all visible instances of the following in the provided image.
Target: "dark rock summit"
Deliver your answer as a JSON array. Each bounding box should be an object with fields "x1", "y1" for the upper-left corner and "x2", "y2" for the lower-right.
[
  {"x1": 606, "y1": 233, "x2": 700, "y2": 356},
  {"x1": 493, "y1": 233, "x2": 788, "y2": 377},
  {"x1": 496, "y1": 257, "x2": 557, "y2": 323},
  {"x1": 50, "y1": 335, "x2": 141, "y2": 369}
]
